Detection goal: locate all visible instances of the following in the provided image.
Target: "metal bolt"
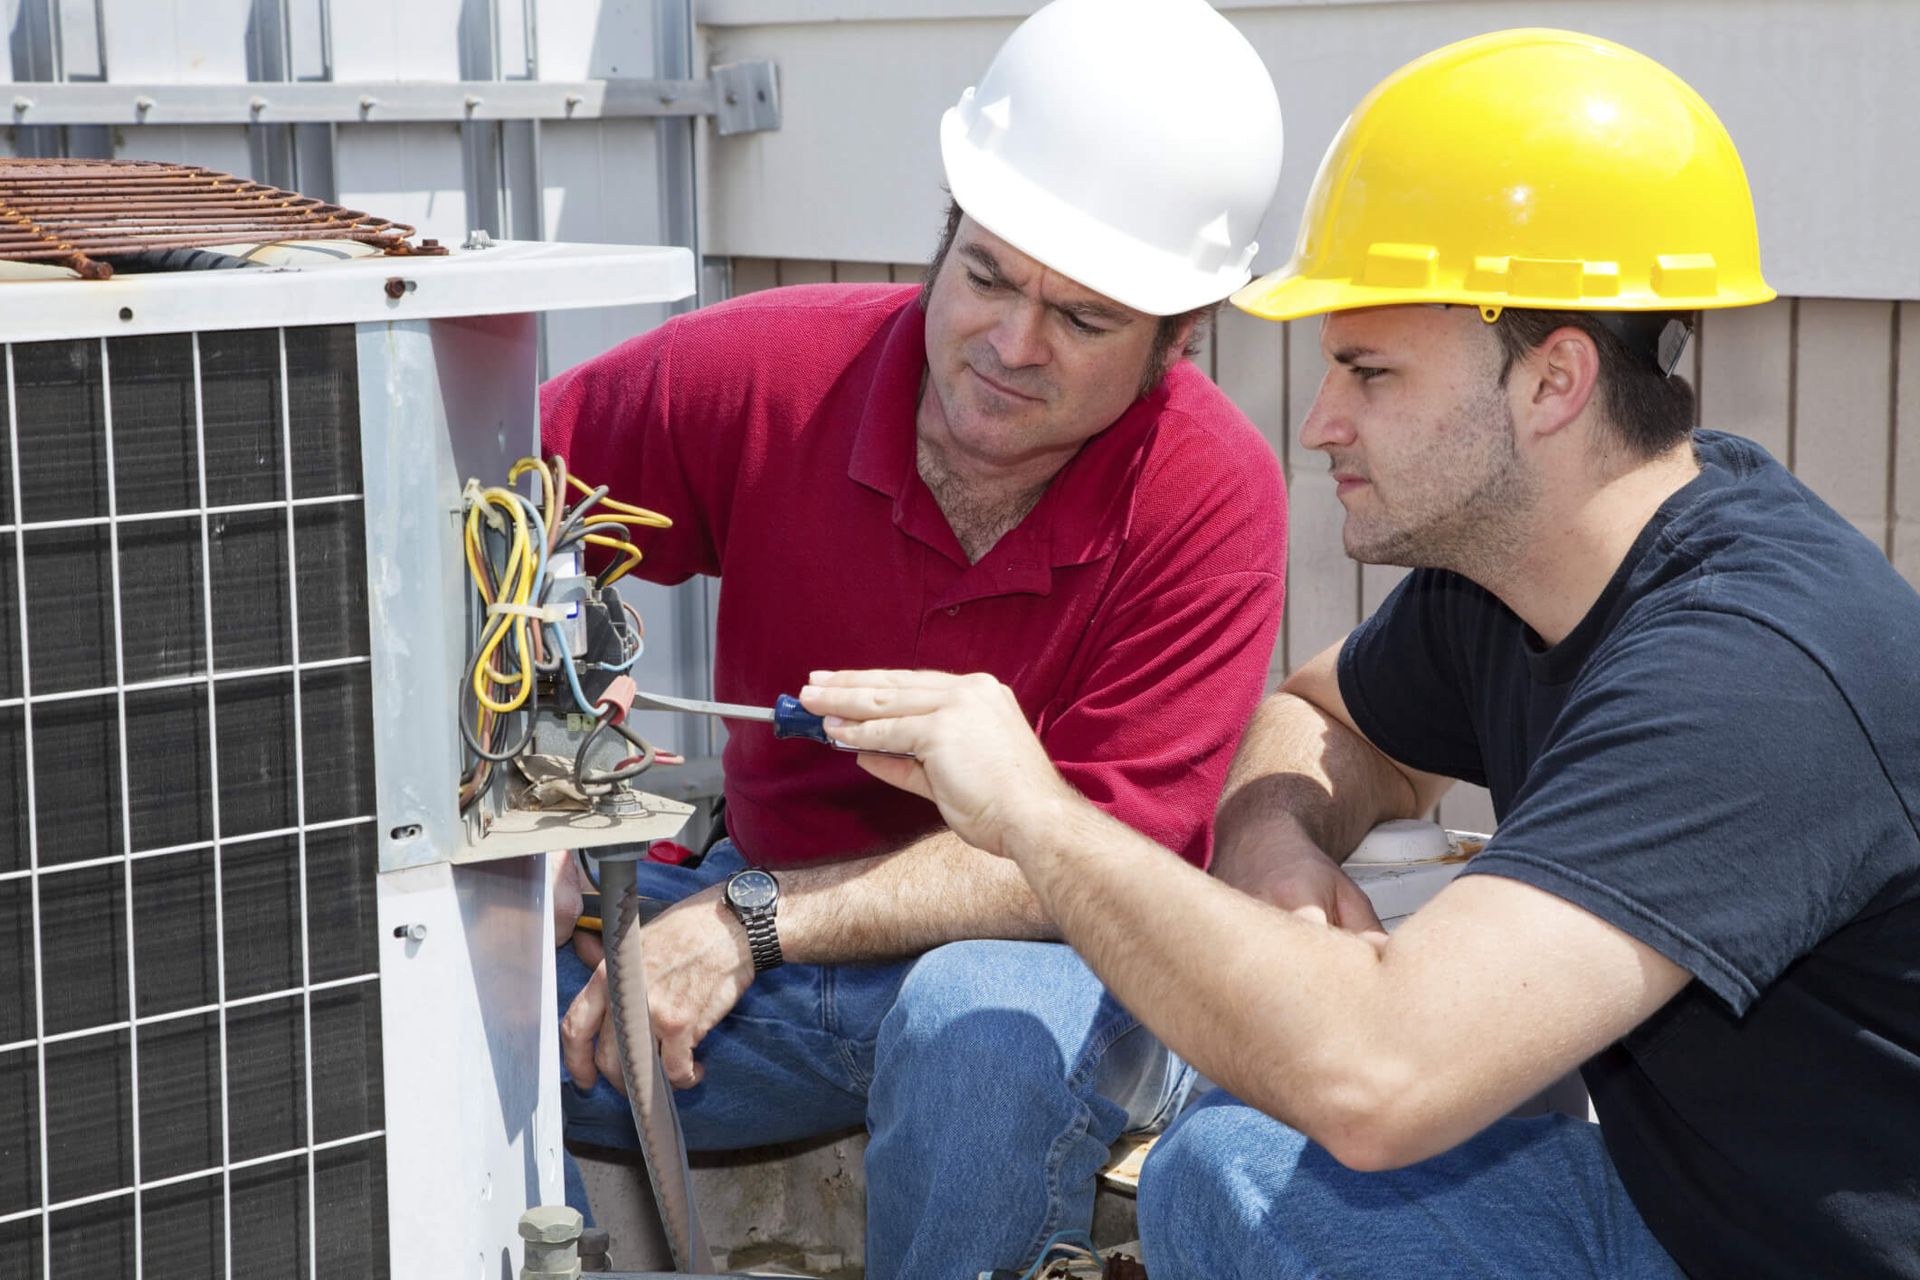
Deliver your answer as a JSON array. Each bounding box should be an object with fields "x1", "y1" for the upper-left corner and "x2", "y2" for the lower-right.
[
  {"x1": 392, "y1": 922, "x2": 428, "y2": 942},
  {"x1": 384, "y1": 276, "x2": 409, "y2": 300},
  {"x1": 518, "y1": 1206, "x2": 583, "y2": 1280},
  {"x1": 725, "y1": 91, "x2": 739, "y2": 106},
  {"x1": 464, "y1": 93, "x2": 483, "y2": 113},
  {"x1": 248, "y1": 95, "x2": 268, "y2": 115},
  {"x1": 11, "y1": 96, "x2": 31, "y2": 113},
  {"x1": 134, "y1": 95, "x2": 155, "y2": 114},
  {"x1": 359, "y1": 94, "x2": 379, "y2": 113},
  {"x1": 564, "y1": 92, "x2": 583, "y2": 113}
]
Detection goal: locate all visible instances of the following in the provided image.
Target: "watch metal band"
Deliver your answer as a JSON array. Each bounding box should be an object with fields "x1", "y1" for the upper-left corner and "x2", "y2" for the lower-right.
[{"x1": 744, "y1": 913, "x2": 784, "y2": 972}]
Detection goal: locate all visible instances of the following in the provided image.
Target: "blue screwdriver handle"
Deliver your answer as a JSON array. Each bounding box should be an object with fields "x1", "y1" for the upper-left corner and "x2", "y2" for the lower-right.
[{"x1": 772, "y1": 693, "x2": 831, "y2": 744}]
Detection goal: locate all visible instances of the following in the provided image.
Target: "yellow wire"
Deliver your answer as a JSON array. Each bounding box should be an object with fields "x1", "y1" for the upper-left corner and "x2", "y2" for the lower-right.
[
  {"x1": 462, "y1": 459, "x2": 672, "y2": 747},
  {"x1": 566, "y1": 472, "x2": 673, "y2": 529},
  {"x1": 470, "y1": 487, "x2": 536, "y2": 714},
  {"x1": 582, "y1": 533, "x2": 643, "y2": 585}
]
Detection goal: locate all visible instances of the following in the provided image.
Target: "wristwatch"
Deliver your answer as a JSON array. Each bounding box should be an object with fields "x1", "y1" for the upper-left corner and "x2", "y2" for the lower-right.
[{"x1": 723, "y1": 866, "x2": 784, "y2": 972}]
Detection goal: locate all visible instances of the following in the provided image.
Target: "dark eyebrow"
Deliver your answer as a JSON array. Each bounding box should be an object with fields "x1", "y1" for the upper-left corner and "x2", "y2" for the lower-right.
[
  {"x1": 1331, "y1": 346, "x2": 1388, "y2": 366},
  {"x1": 959, "y1": 243, "x2": 1008, "y2": 283},
  {"x1": 961, "y1": 240, "x2": 1133, "y2": 326},
  {"x1": 1057, "y1": 298, "x2": 1131, "y2": 326}
]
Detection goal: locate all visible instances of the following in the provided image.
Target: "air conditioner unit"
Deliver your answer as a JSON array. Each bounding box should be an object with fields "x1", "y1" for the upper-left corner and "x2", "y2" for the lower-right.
[{"x1": 0, "y1": 182, "x2": 694, "y2": 1277}]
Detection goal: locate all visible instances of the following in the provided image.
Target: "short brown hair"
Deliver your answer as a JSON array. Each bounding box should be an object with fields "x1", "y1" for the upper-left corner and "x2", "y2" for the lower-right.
[
  {"x1": 1491, "y1": 309, "x2": 1697, "y2": 459},
  {"x1": 922, "y1": 198, "x2": 1217, "y2": 398}
]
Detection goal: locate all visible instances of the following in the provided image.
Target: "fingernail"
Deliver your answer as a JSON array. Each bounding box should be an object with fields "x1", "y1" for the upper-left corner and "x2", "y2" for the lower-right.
[
  {"x1": 824, "y1": 715, "x2": 846, "y2": 728},
  {"x1": 800, "y1": 684, "x2": 819, "y2": 699},
  {"x1": 810, "y1": 669, "x2": 835, "y2": 681}
]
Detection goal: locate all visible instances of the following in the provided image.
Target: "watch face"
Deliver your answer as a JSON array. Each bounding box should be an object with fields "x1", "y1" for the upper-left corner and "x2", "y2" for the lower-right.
[{"x1": 728, "y1": 869, "x2": 778, "y2": 911}]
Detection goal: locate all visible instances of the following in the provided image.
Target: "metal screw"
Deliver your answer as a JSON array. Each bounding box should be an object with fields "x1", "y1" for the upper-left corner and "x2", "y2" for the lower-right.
[
  {"x1": 117, "y1": 307, "x2": 133, "y2": 322},
  {"x1": 384, "y1": 276, "x2": 409, "y2": 300},
  {"x1": 464, "y1": 93, "x2": 483, "y2": 113},
  {"x1": 134, "y1": 95, "x2": 155, "y2": 115},
  {"x1": 392, "y1": 923, "x2": 428, "y2": 942},
  {"x1": 359, "y1": 94, "x2": 379, "y2": 113},
  {"x1": 564, "y1": 92, "x2": 583, "y2": 113},
  {"x1": 11, "y1": 96, "x2": 31, "y2": 114},
  {"x1": 248, "y1": 95, "x2": 268, "y2": 116}
]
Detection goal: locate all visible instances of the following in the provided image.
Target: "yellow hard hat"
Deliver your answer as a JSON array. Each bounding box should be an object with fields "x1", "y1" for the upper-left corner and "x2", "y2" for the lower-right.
[{"x1": 1233, "y1": 29, "x2": 1775, "y2": 324}]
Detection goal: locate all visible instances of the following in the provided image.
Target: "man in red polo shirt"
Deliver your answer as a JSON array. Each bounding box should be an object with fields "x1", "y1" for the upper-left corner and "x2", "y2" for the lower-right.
[{"x1": 543, "y1": 1, "x2": 1287, "y2": 1273}]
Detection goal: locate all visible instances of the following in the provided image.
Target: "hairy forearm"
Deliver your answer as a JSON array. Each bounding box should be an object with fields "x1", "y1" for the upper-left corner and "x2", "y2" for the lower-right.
[
  {"x1": 1007, "y1": 796, "x2": 1402, "y2": 1156},
  {"x1": 1216, "y1": 691, "x2": 1421, "y2": 867},
  {"x1": 773, "y1": 828, "x2": 1056, "y2": 964}
]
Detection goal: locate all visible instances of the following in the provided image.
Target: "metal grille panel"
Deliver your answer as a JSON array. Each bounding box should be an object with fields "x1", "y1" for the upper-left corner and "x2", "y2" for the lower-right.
[{"x1": 0, "y1": 325, "x2": 387, "y2": 1279}]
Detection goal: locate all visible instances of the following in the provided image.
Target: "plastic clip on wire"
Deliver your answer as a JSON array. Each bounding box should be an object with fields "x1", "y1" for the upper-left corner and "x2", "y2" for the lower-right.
[{"x1": 457, "y1": 456, "x2": 676, "y2": 808}]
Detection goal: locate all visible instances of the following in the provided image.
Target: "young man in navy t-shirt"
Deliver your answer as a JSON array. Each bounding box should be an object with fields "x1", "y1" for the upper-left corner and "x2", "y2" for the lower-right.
[{"x1": 803, "y1": 31, "x2": 1920, "y2": 1280}]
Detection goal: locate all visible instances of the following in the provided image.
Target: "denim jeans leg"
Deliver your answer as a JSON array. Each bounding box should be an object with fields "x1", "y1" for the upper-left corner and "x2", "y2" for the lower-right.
[
  {"x1": 1138, "y1": 1091, "x2": 1687, "y2": 1280},
  {"x1": 862, "y1": 940, "x2": 1149, "y2": 1280}
]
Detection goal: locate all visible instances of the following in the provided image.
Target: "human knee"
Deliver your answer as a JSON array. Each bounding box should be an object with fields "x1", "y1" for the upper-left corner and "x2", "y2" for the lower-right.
[
  {"x1": 1139, "y1": 1096, "x2": 1314, "y2": 1271},
  {"x1": 880, "y1": 940, "x2": 1098, "y2": 1065}
]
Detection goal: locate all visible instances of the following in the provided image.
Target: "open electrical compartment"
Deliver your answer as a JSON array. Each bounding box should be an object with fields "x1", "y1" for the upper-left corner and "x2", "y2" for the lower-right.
[{"x1": 0, "y1": 158, "x2": 695, "y2": 1279}]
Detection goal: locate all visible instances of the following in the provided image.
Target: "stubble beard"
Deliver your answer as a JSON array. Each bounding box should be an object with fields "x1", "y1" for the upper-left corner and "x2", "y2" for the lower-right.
[{"x1": 1342, "y1": 384, "x2": 1539, "y2": 579}]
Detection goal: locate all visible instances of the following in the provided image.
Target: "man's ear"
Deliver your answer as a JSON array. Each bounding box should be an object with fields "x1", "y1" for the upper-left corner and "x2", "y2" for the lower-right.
[{"x1": 1516, "y1": 326, "x2": 1602, "y2": 440}]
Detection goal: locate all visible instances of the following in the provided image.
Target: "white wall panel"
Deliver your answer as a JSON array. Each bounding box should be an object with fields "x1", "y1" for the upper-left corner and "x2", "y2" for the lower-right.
[
  {"x1": 702, "y1": 1, "x2": 1920, "y2": 302},
  {"x1": 335, "y1": 121, "x2": 471, "y2": 243},
  {"x1": 111, "y1": 123, "x2": 253, "y2": 173},
  {"x1": 327, "y1": 0, "x2": 465, "y2": 79},
  {"x1": 98, "y1": 0, "x2": 253, "y2": 81},
  {"x1": 535, "y1": 0, "x2": 657, "y2": 78}
]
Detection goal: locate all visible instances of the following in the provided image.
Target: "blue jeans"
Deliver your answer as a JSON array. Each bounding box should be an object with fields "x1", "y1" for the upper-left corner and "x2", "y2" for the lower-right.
[
  {"x1": 559, "y1": 840, "x2": 1189, "y2": 1277},
  {"x1": 1138, "y1": 1091, "x2": 1686, "y2": 1279}
]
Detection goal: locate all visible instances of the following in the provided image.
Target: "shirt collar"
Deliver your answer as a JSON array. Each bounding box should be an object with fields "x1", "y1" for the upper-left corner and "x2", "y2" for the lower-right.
[{"x1": 846, "y1": 293, "x2": 1161, "y2": 579}]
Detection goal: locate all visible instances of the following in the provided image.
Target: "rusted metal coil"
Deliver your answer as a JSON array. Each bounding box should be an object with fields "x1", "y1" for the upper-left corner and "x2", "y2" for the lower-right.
[{"x1": 0, "y1": 157, "x2": 446, "y2": 279}]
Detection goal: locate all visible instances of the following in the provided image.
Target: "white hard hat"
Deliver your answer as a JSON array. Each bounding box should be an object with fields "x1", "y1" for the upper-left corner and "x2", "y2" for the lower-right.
[{"x1": 940, "y1": 0, "x2": 1284, "y2": 316}]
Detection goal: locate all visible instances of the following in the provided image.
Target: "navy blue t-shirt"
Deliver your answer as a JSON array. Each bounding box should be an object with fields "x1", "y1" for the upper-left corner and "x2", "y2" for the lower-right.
[{"x1": 1339, "y1": 432, "x2": 1920, "y2": 1279}]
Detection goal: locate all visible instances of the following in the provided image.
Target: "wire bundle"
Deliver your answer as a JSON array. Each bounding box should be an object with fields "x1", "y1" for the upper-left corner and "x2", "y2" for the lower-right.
[{"x1": 458, "y1": 456, "x2": 678, "y2": 809}]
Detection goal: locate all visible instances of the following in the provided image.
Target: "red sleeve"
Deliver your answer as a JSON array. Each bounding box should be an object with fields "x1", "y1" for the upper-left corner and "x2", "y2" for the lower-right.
[{"x1": 537, "y1": 318, "x2": 729, "y2": 584}]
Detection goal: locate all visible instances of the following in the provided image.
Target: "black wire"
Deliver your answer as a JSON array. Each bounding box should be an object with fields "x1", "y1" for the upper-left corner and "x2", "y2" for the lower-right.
[
  {"x1": 572, "y1": 709, "x2": 658, "y2": 794},
  {"x1": 458, "y1": 670, "x2": 537, "y2": 763}
]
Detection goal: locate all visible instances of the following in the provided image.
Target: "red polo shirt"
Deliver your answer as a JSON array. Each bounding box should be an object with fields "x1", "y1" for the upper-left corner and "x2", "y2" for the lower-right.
[{"x1": 540, "y1": 284, "x2": 1285, "y2": 869}]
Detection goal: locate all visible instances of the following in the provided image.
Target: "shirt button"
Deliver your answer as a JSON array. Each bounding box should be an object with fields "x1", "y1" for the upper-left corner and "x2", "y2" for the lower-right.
[{"x1": 946, "y1": 605, "x2": 960, "y2": 616}]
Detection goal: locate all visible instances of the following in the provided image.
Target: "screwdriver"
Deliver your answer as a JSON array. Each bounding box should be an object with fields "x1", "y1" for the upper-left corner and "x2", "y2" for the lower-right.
[{"x1": 628, "y1": 688, "x2": 914, "y2": 757}]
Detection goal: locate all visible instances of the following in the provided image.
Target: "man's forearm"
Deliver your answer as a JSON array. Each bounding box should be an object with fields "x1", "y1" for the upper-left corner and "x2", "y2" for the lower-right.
[
  {"x1": 773, "y1": 828, "x2": 1056, "y2": 964},
  {"x1": 1216, "y1": 690, "x2": 1421, "y2": 866},
  {"x1": 1006, "y1": 796, "x2": 1394, "y2": 1151}
]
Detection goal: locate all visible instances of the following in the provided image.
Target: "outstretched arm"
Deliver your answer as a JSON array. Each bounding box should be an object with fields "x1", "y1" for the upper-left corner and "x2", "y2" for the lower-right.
[{"x1": 805, "y1": 670, "x2": 1686, "y2": 1170}]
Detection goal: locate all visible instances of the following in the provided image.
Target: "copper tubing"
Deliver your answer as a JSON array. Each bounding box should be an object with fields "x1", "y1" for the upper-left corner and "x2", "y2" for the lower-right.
[
  {"x1": 0, "y1": 157, "x2": 439, "y2": 278},
  {"x1": 604, "y1": 876, "x2": 714, "y2": 1274}
]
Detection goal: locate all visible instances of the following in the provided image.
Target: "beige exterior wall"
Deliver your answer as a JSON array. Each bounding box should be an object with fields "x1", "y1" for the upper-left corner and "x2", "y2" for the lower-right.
[{"x1": 731, "y1": 259, "x2": 1918, "y2": 831}]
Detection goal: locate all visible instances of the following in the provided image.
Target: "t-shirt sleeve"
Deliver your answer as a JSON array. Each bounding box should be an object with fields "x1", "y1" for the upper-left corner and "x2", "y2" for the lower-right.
[
  {"x1": 538, "y1": 318, "x2": 729, "y2": 584},
  {"x1": 1042, "y1": 569, "x2": 1285, "y2": 868},
  {"x1": 1463, "y1": 609, "x2": 1895, "y2": 1013},
  {"x1": 1338, "y1": 569, "x2": 1489, "y2": 785}
]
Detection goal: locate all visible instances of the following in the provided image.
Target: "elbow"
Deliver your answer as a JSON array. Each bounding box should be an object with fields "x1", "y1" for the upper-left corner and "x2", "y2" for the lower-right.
[{"x1": 1284, "y1": 1058, "x2": 1448, "y2": 1174}]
